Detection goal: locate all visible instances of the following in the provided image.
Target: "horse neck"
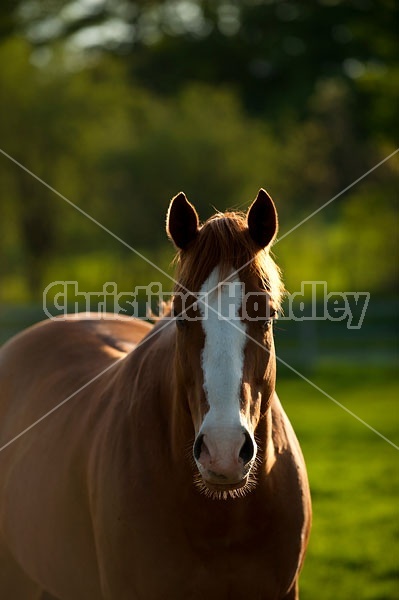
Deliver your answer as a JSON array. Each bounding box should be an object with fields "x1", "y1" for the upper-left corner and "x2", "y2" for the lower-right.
[{"x1": 115, "y1": 319, "x2": 189, "y2": 459}]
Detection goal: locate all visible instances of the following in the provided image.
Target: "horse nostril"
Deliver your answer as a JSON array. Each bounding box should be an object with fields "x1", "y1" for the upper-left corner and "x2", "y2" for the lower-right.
[
  {"x1": 239, "y1": 431, "x2": 255, "y2": 465},
  {"x1": 193, "y1": 434, "x2": 204, "y2": 461}
]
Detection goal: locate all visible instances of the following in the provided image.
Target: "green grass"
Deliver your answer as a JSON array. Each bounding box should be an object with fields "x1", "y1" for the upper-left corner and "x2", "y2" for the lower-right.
[{"x1": 276, "y1": 366, "x2": 399, "y2": 600}]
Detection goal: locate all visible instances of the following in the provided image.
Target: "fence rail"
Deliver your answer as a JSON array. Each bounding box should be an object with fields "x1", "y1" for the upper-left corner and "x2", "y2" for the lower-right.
[{"x1": 1, "y1": 296, "x2": 397, "y2": 370}]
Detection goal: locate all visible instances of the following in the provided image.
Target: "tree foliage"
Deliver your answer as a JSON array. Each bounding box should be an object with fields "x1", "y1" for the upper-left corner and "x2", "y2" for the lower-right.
[{"x1": 0, "y1": 2, "x2": 397, "y2": 300}]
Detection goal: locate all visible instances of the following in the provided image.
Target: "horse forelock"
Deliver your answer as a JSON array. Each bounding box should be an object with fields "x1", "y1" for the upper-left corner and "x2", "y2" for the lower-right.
[{"x1": 172, "y1": 211, "x2": 284, "y2": 309}]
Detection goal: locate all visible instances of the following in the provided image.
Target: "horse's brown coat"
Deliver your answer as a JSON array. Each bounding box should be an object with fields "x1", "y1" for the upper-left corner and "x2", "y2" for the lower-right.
[{"x1": 0, "y1": 192, "x2": 311, "y2": 599}]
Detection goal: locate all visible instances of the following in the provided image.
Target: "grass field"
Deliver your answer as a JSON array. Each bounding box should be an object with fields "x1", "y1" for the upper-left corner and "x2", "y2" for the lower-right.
[{"x1": 277, "y1": 365, "x2": 399, "y2": 600}]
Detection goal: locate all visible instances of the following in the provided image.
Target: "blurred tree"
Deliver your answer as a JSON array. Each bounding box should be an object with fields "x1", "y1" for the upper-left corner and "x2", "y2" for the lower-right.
[
  {"x1": 2, "y1": 1, "x2": 395, "y2": 215},
  {"x1": 277, "y1": 175, "x2": 399, "y2": 294},
  {"x1": 0, "y1": 38, "x2": 66, "y2": 293},
  {"x1": 1, "y1": 2, "x2": 396, "y2": 134},
  {"x1": 0, "y1": 38, "x2": 128, "y2": 294},
  {"x1": 0, "y1": 3, "x2": 397, "y2": 301}
]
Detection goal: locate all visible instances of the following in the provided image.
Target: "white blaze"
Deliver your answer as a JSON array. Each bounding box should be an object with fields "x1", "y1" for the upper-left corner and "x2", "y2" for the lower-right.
[{"x1": 198, "y1": 267, "x2": 247, "y2": 428}]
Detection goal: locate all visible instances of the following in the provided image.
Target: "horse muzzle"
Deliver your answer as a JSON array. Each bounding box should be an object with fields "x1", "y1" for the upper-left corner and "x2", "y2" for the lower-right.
[{"x1": 193, "y1": 426, "x2": 257, "y2": 490}]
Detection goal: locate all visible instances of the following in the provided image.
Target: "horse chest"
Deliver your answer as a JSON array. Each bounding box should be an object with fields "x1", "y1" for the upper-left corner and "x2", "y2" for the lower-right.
[
  {"x1": 99, "y1": 491, "x2": 298, "y2": 600},
  {"x1": 104, "y1": 536, "x2": 286, "y2": 600}
]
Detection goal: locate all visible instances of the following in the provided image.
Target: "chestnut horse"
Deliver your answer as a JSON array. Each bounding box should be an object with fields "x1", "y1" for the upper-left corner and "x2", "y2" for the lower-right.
[{"x1": 0, "y1": 190, "x2": 311, "y2": 599}]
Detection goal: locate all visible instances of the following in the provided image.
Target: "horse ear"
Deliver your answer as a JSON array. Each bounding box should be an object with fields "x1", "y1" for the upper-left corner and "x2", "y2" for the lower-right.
[
  {"x1": 247, "y1": 189, "x2": 278, "y2": 248},
  {"x1": 166, "y1": 192, "x2": 200, "y2": 250}
]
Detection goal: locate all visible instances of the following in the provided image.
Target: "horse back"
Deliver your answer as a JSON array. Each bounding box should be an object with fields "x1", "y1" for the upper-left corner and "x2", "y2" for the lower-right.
[{"x1": 0, "y1": 315, "x2": 151, "y2": 599}]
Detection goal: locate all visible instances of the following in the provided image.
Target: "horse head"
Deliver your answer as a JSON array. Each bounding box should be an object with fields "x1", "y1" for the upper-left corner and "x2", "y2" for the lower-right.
[{"x1": 167, "y1": 189, "x2": 283, "y2": 499}]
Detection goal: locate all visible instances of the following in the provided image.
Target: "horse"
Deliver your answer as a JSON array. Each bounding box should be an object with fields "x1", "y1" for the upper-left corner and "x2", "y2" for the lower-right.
[{"x1": 0, "y1": 189, "x2": 311, "y2": 599}]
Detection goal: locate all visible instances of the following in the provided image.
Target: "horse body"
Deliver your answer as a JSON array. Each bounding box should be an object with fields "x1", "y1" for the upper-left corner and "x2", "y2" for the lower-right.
[{"x1": 0, "y1": 190, "x2": 311, "y2": 599}]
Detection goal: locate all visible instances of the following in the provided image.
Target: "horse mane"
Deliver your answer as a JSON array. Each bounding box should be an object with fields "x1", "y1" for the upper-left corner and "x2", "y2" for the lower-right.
[{"x1": 173, "y1": 211, "x2": 284, "y2": 310}]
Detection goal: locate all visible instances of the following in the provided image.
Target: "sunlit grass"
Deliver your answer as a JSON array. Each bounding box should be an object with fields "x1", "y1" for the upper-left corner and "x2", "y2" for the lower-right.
[{"x1": 277, "y1": 367, "x2": 399, "y2": 600}]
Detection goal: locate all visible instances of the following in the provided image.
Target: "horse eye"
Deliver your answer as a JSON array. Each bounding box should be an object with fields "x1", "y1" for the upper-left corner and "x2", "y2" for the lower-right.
[
  {"x1": 261, "y1": 319, "x2": 272, "y2": 332},
  {"x1": 261, "y1": 310, "x2": 277, "y2": 332},
  {"x1": 175, "y1": 315, "x2": 186, "y2": 330}
]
